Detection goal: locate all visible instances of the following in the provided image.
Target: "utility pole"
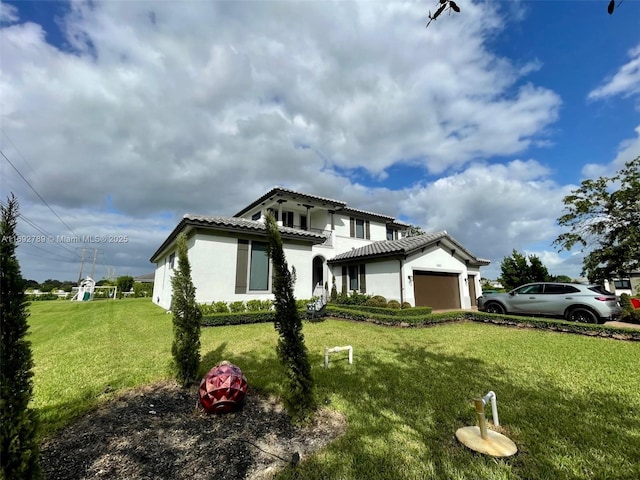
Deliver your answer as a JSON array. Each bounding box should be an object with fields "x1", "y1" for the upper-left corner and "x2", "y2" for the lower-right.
[
  {"x1": 77, "y1": 247, "x2": 86, "y2": 284},
  {"x1": 90, "y1": 248, "x2": 98, "y2": 279}
]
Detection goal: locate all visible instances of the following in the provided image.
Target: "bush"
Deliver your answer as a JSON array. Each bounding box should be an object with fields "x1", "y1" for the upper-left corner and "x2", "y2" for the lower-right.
[
  {"x1": 133, "y1": 282, "x2": 154, "y2": 298},
  {"x1": 1, "y1": 195, "x2": 43, "y2": 479},
  {"x1": 620, "y1": 309, "x2": 640, "y2": 324},
  {"x1": 619, "y1": 293, "x2": 632, "y2": 311},
  {"x1": 243, "y1": 299, "x2": 273, "y2": 312},
  {"x1": 228, "y1": 301, "x2": 245, "y2": 313},
  {"x1": 327, "y1": 304, "x2": 432, "y2": 316},
  {"x1": 25, "y1": 293, "x2": 59, "y2": 301},
  {"x1": 170, "y1": 233, "x2": 202, "y2": 387},
  {"x1": 330, "y1": 276, "x2": 338, "y2": 302},
  {"x1": 365, "y1": 295, "x2": 387, "y2": 308},
  {"x1": 212, "y1": 301, "x2": 229, "y2": 313},
  {"x1": 198, "y1": 303, "x2": 216, "y2": 315},
  {"x1": 401, "y1": 302, "x2": 412, "y2": 309},
  {"x1": 387, "y1": 300, "x2": 401, "y2": 309},
  {"x1": 335, "y1": 290, "x2": 371, "y2": 305}
]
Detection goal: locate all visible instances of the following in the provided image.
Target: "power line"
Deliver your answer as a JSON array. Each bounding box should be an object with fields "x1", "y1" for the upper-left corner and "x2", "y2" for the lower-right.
[
  {"x1": 0, "y1": 199, "x2": 81, "y2": 258},
  {"x1": 1, "y1": 147, "x2": 80, "y2": 239}
]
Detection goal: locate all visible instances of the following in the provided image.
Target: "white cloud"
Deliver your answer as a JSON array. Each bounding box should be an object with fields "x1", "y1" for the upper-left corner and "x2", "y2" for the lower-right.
[
  {"x1": 581, "y1": 125, "x2": 640, "y2": 178},
  {"x1": 397, "y1": 160, "x2": 575, "y2": 278},
  {"x1": 0, "y1": 1, "x2": 18, "y2": 24},
  {"x1": 588, "y1": 43, "x2": 640, "y2": 101},
  {"x1": 0, "y1": 1, "x2": 565, "y2": 280}
]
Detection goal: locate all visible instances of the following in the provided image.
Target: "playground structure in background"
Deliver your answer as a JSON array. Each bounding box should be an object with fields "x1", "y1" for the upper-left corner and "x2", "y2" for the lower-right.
[{"x1": 70, "y1": 277, "x2": 117, "y2": 301}]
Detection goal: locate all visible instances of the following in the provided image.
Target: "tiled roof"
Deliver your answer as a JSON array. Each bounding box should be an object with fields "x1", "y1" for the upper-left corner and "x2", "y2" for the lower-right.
[
  {"x1": 150, "y1": 214, "x2": 326, "y2": 262},
  {"x1": 328, "y1": 231, "x2": 490, "y2": 265},
  {"x1": 339, "y1": 206, "x2": 394, "y2": 222},
  {"x1": 234, "y1": 187, "x2": 347, "y2": 217},
  {"x1": 185, "y1": 215, "x2": 326, "y2": 240}
]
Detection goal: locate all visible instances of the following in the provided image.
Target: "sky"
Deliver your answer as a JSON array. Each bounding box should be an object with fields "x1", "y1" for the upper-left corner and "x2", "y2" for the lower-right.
[{"x1": 1, "y1": 0, "x2": 639, "y2": 284}]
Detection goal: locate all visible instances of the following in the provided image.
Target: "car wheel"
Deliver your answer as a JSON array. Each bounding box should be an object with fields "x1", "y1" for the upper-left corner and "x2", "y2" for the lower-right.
[
  {"x1": 567, "y1": 307, "x2": 598, "y2": 324},
  {"x1": 484, "y1": 302, "x2": 506, "y2": 315}
]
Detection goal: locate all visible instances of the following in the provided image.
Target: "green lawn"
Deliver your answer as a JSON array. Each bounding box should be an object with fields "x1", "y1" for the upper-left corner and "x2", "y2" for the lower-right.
[{"x1": 29, "y1": 298, "x2": 640, "y2": 480}]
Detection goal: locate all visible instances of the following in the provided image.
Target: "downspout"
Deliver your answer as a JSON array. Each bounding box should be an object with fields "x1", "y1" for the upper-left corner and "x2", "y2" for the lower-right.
[{"x1": 398, "y1": 257, "x2": 404, "y2": 305}]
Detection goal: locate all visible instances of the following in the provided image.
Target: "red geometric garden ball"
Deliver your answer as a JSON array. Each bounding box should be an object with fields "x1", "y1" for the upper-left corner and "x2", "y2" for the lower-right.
[{"x1": 199, "y1": 361, "x2": 248, "y2": 414}]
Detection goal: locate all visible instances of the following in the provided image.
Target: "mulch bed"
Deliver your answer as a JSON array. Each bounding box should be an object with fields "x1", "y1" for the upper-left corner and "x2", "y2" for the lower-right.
[{"x1": 41, "y1": 381, "x2": 346, "y2": 480}]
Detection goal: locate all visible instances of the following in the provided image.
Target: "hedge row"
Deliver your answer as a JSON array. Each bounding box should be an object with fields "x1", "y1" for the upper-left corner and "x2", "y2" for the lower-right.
[
  {"x1": 327, "y1": 304, "x2": 432, "y2": 316},
  {"x1": 325, "y1": 307, "x2": 640, "y2": 341},
  {"x1": 466, "y1": 311, "x2": 640, "y2": 341},
  {"x1": 326, "y1": 306, "x2": 453, "y2": 326},
  {"x1": 201, "y1": 308, "x2": 313, "y2": 327}
]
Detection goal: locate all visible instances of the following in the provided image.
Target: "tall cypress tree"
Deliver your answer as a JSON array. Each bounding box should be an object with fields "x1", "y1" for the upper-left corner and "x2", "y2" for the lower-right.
[
  {"x1": 170, "y1": 232, "x2": 202, "y2": 387},
  {"x1": 264, "y1": 213, "x2": 316, "y2": 421},
  {"x1": 1, "y1": 195, "x2": 42, "y2": 479}
]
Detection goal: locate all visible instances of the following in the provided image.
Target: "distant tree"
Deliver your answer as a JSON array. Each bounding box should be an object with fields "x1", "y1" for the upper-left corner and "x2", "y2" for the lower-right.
[
  {"x1": 40, "y1": 279, "x2": 62, "y2": 292},
  {"x1": 264, "y1": 213, "x2": 316, "y2": 421},
  {"x1": 23, "y1": 280, "x2": 40, "y2": 290},
  {"x1": 528, "y1": 255, "x2": 552, "y2": 283},
  {"x1": 554, "y1": 156, "x2": 639, "y2": 282},
  {"x1": 552, "y1": 275, "x2": 573, "y2": 283},
  {"x1": 1, "y1": 195, "x2": 42, "y2": 479},
  {"x1": 499, "y1": 250, "x2": 552, "y2": 290},
  {"x1": 170, "y1": 233, "x2": 202, "y2": 387},
  {"x1": 116, "y1": 275, "x2": 134, "y2": 294}
]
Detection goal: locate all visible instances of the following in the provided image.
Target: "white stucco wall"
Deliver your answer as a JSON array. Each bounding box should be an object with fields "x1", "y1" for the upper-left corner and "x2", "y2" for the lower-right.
[
  {"x1": 403, "y1": 246, "x2": 471, "y2": 308},
  {"x1": 153, "y1": 231, "x2": 318, "y2": 310},
  {"x1": 329, "y1": 245, "x2": 479, "y2": 309}
]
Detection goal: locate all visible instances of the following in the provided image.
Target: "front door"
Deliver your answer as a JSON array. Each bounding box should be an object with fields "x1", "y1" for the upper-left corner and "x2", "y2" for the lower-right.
[{"x1": 312, "y1": 256, "x2": 325, "y2": 295}]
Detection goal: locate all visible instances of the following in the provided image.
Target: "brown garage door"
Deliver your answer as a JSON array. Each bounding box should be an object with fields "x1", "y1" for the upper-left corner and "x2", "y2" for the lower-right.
[
  {"x1": 468, "y1": 275, "x2": 477, "y2": 306},
  {"x1": 413, "y1": 271, "x2": 461, "y2": 310}
]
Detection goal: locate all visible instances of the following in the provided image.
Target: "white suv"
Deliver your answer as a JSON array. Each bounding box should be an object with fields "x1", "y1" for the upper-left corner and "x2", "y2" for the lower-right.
[{"x1": 477, "y1": 282, "x2": 622, "y2": 324}]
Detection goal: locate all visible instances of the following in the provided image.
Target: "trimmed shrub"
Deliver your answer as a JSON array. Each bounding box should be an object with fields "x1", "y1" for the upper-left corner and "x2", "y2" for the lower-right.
[
  {"x1": 401, "y1": 302, "x2": 412, "y2": 309},
  {"x1": 228, "y1": 301, "x2": 245, "y2": 313},
  {"x1": 619, "y1": 293, "x2": 632, "y2": 311},
  {"x1": 620, "y1": 309, "x2": 640, "y2": 324},
  {"x1": 170, "y1": 233, "x2": 202, "y2": 387},
  {"x1": 213, "y1": 301, "x2": 230, "y2": 313},
  {"x1": 328, "y1": 304, "x2": 432, "y2": 316},
  {"x1": 365, "y1": 295, "x2": 387, "y2": 308},
  {"x1": 335, "y1": 290, "x2": 371, "y2": 305},
  {"x1": 330, "y1": 276, "x2": 338, "y2": 302},
  {"x1": 265, "y1": 213, "x2": 315, "y2": 421},
  {"x1": 327, "y1": 306, "x2": 450, "y2": 326},
  {"x1": 246, "y1": 299, "x2": 264, "y2": 311},
  {"x1": 1, "y1": 195, "x2": 42, "y2": 479},
  {"x1": 387, "y1": 300, "x2": 401, "y2": 309}
]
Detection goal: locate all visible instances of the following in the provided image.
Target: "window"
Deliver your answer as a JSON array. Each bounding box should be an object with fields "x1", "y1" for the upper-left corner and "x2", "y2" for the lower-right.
[
  {"x1": 544, "y1": 284, "x2": 579, "y2": 294},
  {"x1": 349, "y1": 265, "x2": 359, "y2": 291},
  {"x1": 300, "y1": 214, "x2": 307, "y2": 230},
  {"x1": 350, "y1": 217, "x2": 370, "y2": 239},
  {"x1": 168, "y1": 252, "x2": 175, "y2": 270},
  {"x1": 515, "y1": 284, "x2": 543, "y2": 294},
  {"x1": 249, "y1": 241, "x2": 269, "y2": 291},
  {"x1": 386, "y1": 228, "x2": 397, "y2": 241},
  {"x1": 251, "y1": 211, "x2": 261, "y2": 221},
  {"x1": 614, "y1": 279, "x2": 631, "y2": 289},
  {"x1": 282, "y1": 211, "x2": 294, "y2": 228}
]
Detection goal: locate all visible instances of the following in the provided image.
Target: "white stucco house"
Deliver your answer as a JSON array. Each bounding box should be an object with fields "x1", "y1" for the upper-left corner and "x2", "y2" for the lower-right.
[{"x1": 150, "y1": 187, "x2": 490, "y2": 311}]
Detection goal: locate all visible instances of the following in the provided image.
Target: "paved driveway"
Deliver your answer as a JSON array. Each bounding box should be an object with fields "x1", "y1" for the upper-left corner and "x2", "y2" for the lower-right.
[{"x1": 604, "y1": 321, "x2": 640, "y2": 330}]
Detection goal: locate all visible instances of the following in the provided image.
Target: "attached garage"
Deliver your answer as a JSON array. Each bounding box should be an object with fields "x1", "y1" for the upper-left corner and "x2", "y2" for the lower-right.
[{"x1": 413, "y1": 271, "x2": 461, "y2": 310}]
